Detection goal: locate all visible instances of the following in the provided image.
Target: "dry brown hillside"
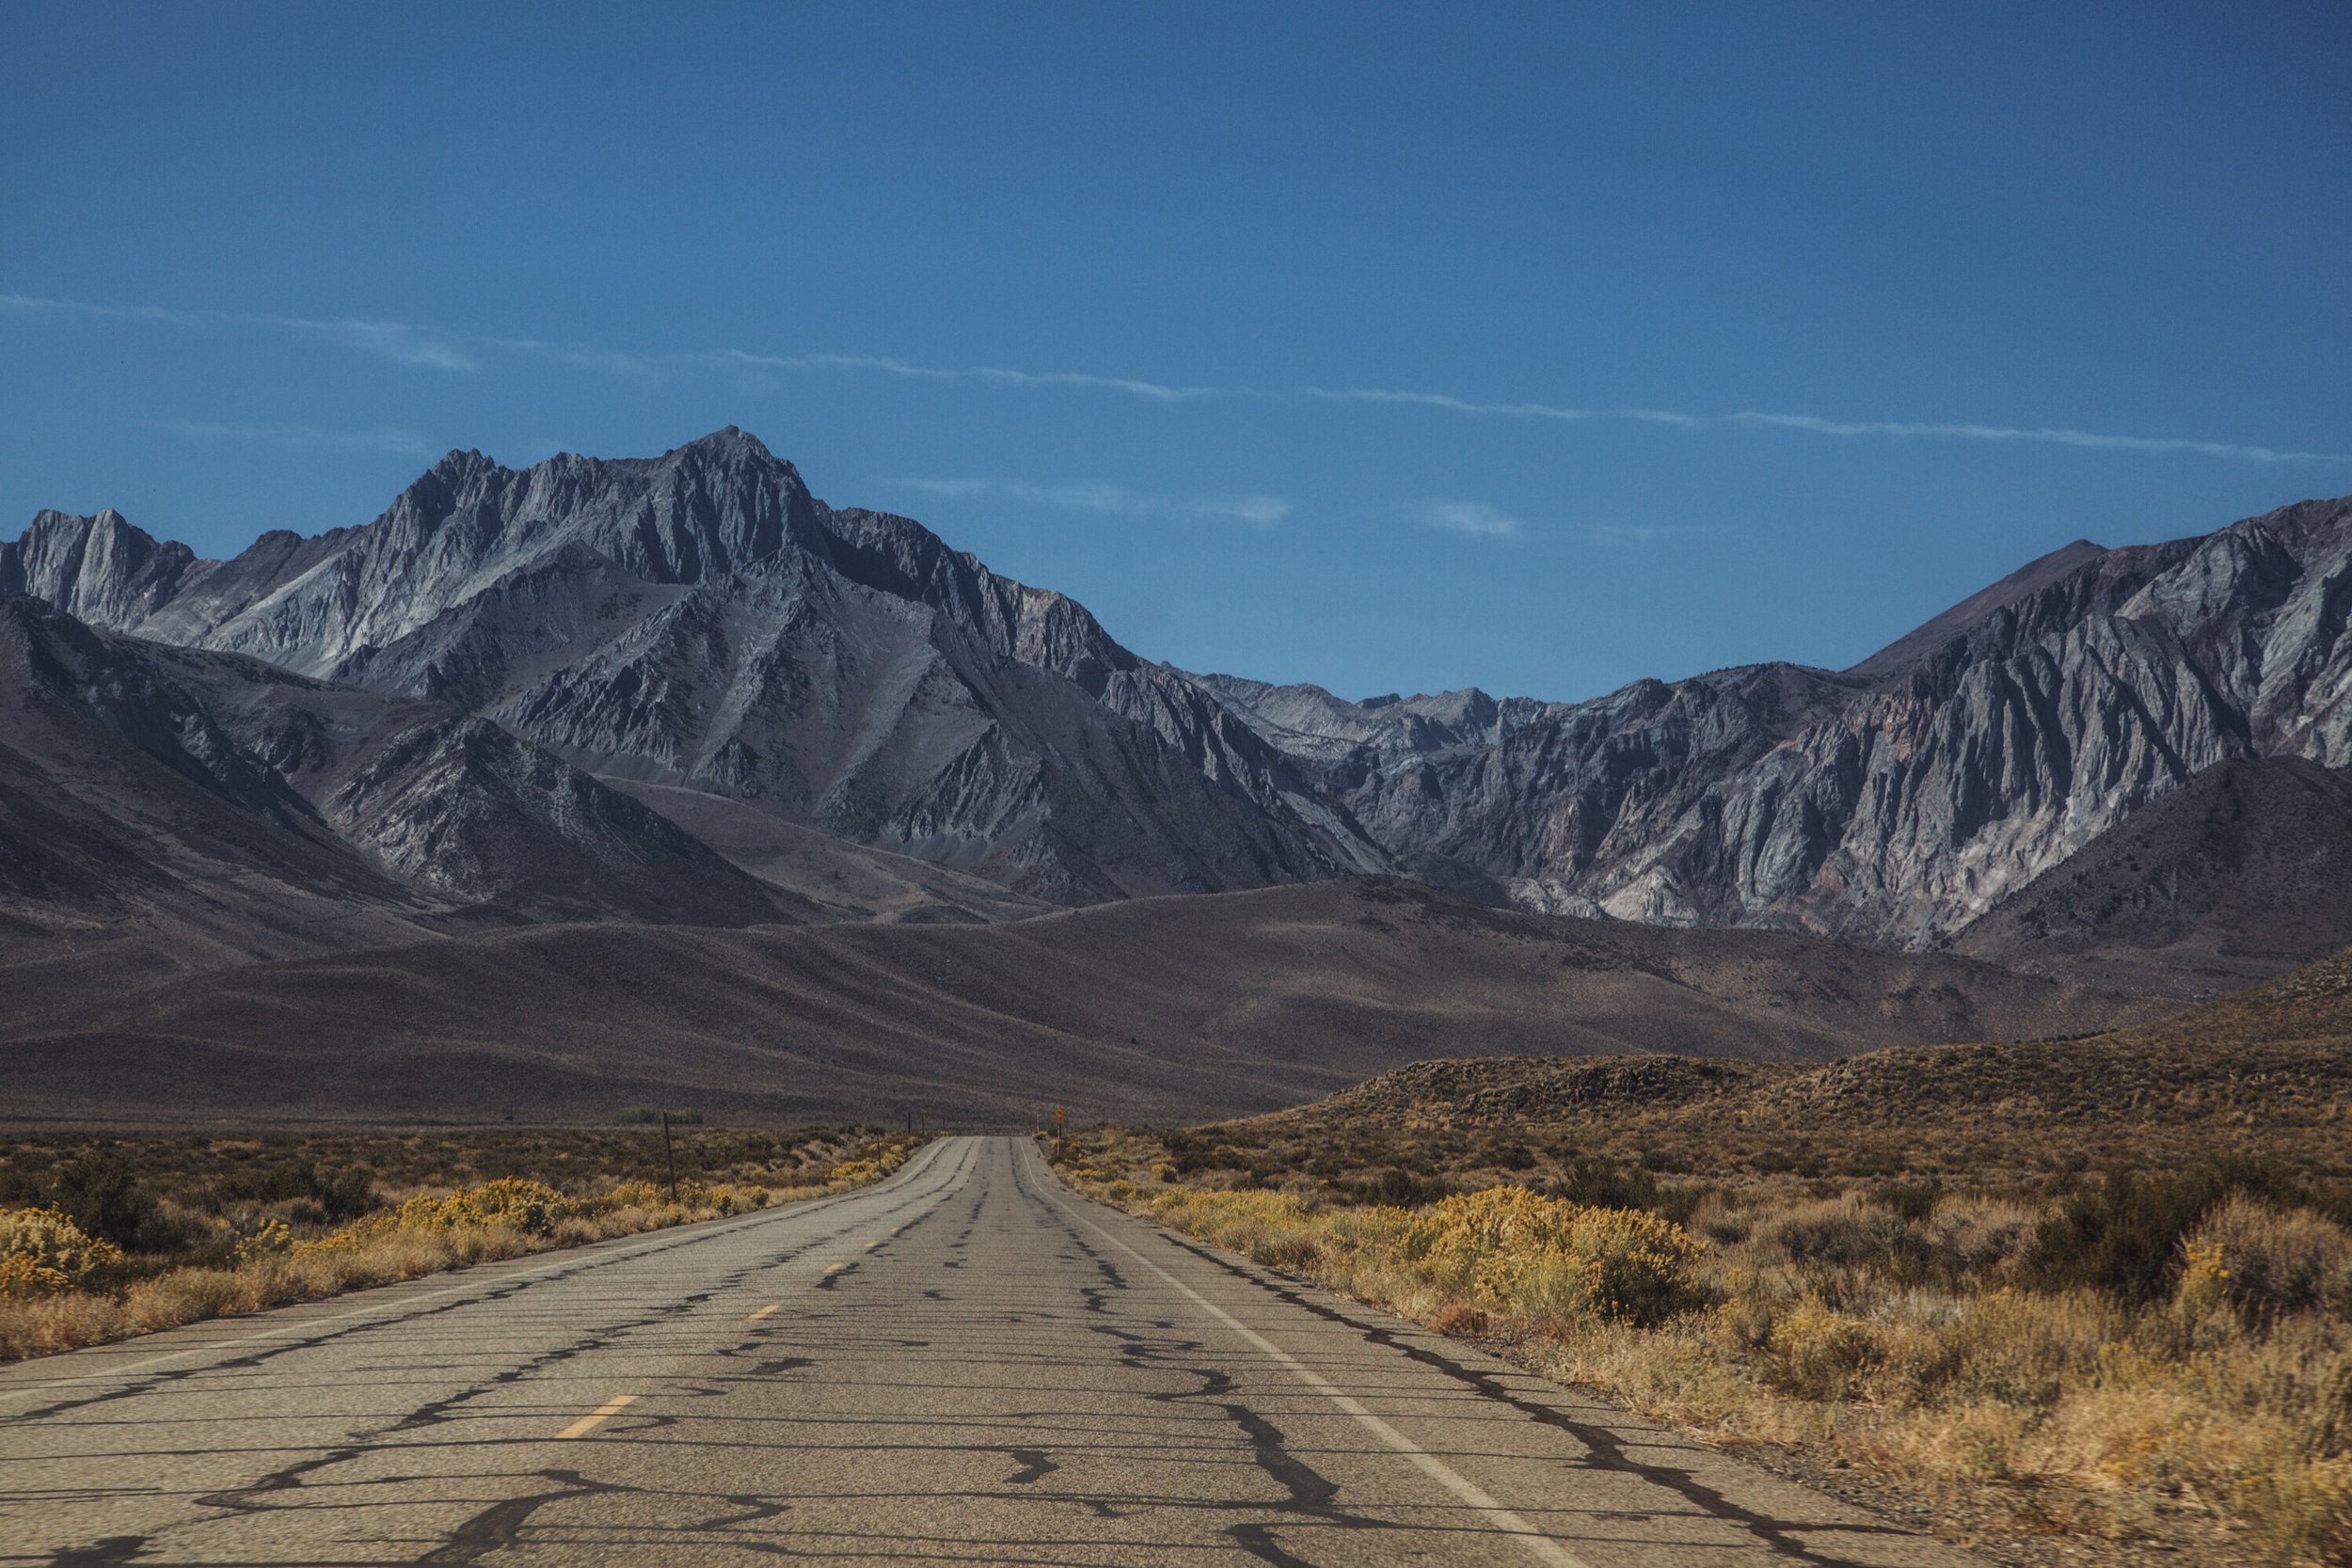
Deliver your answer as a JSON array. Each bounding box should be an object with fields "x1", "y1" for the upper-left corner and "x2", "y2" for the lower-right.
[
  {"x1": 0, "y1": 879, "x2": 2161, "y2": 1128},
  {"x1": 1224, "y1": 934, "x2": 2352, "y2": 1180}
]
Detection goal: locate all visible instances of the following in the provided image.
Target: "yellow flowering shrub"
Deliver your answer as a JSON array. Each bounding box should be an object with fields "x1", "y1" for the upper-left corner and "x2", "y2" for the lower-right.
[
  {"x1": 395, "y1": 1177, "x2": 569, "y2": 1236},
  {"x1": 231, "y1": 1220, "x2": 294, "y2": 1266},
  {"x1": 1401, "y1": 1186, "x2": 1708, "y2": 1326},
  {"x1": 0, "y1": 1207, "x2": 123, "y2": 1295},
  {"x1": 2175, "y1": 1237, "x2": 2232, "y2": 1321}
]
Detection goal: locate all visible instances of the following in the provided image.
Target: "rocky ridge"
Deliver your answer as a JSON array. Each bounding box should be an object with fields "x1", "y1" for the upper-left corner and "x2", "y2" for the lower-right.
[
  {"x1": 1202, "y1": 500, "x2": 2352, "y2": 946},
  {"x1": 3, "y1": 431, "x2": 1375, "y2": 904}
]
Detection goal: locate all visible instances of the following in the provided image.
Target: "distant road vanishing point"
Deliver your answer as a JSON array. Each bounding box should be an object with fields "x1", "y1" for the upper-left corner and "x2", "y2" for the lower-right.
[{"x1": 2, "y1": 1138, "x2": 1979, "y2": 1566}]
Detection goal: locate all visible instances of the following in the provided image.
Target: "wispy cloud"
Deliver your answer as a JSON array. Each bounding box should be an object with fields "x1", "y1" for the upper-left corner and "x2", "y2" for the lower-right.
[
  {"x1": 13, "y1": 289, "x2": 2349, "y2": 464},
  {"x1": 3, "y1": 292, "x2": 477, "y2": 372},
  {"x1": 273, "y1": 318, "x2": 474, "y2": 372},
  {"x1": 145, "y1": 419, "x2": 437, "y2": 455},
  {"x1": 1722, "y1": 410, "x2": 2335, "y2": 464},
  {"x1": 1420, "y1": 500, "x2": 1521, "y2": 538},
  {"x1": 725, "y1": 350, "x2": 1240, "y2": 403},
  {"x1": 892, "y1": 477, "x2": 1289, "y2": 526},
  {"x1": 1304, "y1": 386, "x2": 1702, "y2": 428}
]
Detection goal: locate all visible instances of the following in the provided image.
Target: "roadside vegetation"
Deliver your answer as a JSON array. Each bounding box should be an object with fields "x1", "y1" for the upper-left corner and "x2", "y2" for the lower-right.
[
  {"x1": 1054, "y1": 1106, "x2": 2352, "y2": 1567},
  {"x1": 0, "y1": 1125, "x2": 930, "y2": 1362}
]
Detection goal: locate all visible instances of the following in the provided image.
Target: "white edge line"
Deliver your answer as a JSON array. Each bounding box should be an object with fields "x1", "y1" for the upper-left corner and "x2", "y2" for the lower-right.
[
  {"x1": 0, "y1": 1136, "x2": 959, "y2": 1407},
  {"x1": 1041, "y1": 1171, "x2": 1593, "y2": 1568}
]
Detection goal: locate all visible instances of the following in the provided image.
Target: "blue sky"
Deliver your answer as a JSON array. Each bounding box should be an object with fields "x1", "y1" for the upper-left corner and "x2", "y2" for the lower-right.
[{"x1": 5, "y1": 2, "x2": 2348, "y2": 703}]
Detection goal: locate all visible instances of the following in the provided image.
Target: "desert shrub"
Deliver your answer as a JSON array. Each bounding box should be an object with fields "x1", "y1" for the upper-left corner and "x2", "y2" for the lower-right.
[
  {"x1": 1772, "y1": 1200, "x2": 1930, "y2": 1277},
  {"x1": 1248, "y1": 1228, "x2": 1324, "y2": 1273},
  {"x1": 1925, "y1": 1197, "x2": 2036, "y2": 1276},
  {"x1": 0, "y1": 1208, "x2": 124, "y2": 1295},
  {"x1": 2238, "y1": 1456, "x2": 2352, "y2": 1567},
  {"x1": 2186, "y1": 1196, "x2": 2352, "y2": 1325},
  {"x1": 2026, "y1": 1167, "x2": 2235, "y2": 1306},
  {"x1": 1542, "y1": 1158, "x2": 1660, "y2": 1213},
  {"x1": 310, "y1": 1165, "x2": 380, "y2": 1221},
  {"x1": 1764, "y1": 1298, "x2": 1884, "y2": 1400},
  {"x1": 1347, "y1": 1167, "x2": 1448, "y2": 1207},
  {"x1": 1686, "y1": 1190, "x2": 1749, "y2": 1245},
  {"x1": 47, "y1": 1153, "x2": 163, "y2": 1251},
  {"x1": 2318, "y1": 1355, "x2": 2352, "y2": 1459},
  {"x1": 231, "y1": 1220, "x2": 294, "y2": 1267},
  {"x1": 203, "y1": 1159, "x2": 380, "y2": 1222},
  {"x1": 1655, "y1": 1182, "x2": 1718, "y2": 1228},
  {"x1": 1404, "y1": 1187, "x2": 1707, "y2": 1327},
  {"x1": 2035, "y1": 1158, "x2": 2333, "y2": 1307},
  {"x1": 1428, "y1": 1302, "x2": 1489, "y2": 1338},
  {"x1": 396, "y1": 1178, "x2": 569, "y2": 1236},
  {"x1": 2174, "y1": 1237, "x2": 2233, "y2": 1322},
  {"x1": 1869, "y1": 1178, "x2": 1945, "y2": 1225}
]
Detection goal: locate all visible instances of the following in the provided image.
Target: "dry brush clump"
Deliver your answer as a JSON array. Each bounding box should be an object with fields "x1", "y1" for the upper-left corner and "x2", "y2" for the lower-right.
[
  {"x1": 0, "y1": 1129, "x2": 930, "y2": 1364},
  {"x1": 1056, "y1": 1126, "x2": 2352, "y2": 1566}
]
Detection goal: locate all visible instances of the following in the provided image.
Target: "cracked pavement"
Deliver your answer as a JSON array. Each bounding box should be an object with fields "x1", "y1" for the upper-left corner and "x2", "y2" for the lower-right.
[{"x1": 2, "y1": 1136, "x2": 1982, "y2": 1566}]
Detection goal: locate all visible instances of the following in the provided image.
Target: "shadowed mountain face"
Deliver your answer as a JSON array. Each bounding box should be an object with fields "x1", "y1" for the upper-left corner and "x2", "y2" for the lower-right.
[
  {"x1": 1, "y1": 431, "x2": 1370, "y2": 905},
  {"x1": 8, "y1": 431, "x2": 2350, "y2": 957},
  {"x1": 1951, "y1": 755, "x2": 2352, "y2": 997},
  {"x1": 0, "y1": 594, "x2": 814, "y2": 1015}
]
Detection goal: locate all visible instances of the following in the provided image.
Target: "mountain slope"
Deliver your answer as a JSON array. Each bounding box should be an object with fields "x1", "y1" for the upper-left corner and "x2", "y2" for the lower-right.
[
  {"x1": 1204, "y1": 496, "x2": 2352, "y2": 947},
  {"x1": 0, "y1": 594, "x2": 452, "y2": 1018},
  {"x1": 0, "y1": 879, "x2": 2163, "y2": 1126},
  {"x1": 3, "y1": 431, "x2": 1375, "y2": 905},
  {"x1": 1951, "y1": 754, "x2": 2352, "y2": 996},
  {"x1": 0, "y1": 594, "x2": 812, "y2": 1017}
]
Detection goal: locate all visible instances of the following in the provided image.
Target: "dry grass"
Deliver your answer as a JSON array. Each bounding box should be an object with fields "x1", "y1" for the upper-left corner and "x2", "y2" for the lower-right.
[
  {"x1": 1057, "y1": 1125, "x2": 2352, "y2": 1566},
  {"x1": 0, "y1": 1129, "x2": 930, "y2": 1363}
]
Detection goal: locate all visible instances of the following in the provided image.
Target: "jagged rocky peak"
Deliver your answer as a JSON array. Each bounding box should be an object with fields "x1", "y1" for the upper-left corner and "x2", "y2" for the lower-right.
[
  {"x1": 0, "y1": 506, "x2": 195, "y2": 626},
  {"x1": 363, "y1": 425, "x2": 823, "y2": 588},
  {"x1": 3, "y1": 429, "x2": 1369, "y2": 904}
]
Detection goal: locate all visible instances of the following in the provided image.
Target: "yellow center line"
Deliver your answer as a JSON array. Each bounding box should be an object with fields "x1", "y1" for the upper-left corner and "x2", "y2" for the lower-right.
[
  {"x1": 747, "y1": 1303, "x2": 781, "y2": 1321},
  {"x1": 556, "y1": 1394, "x2": 637, "y2": 1439},
  {"x1": 821, "y1": 1261, "x2": 849, "y2": 1276},
  {"x1": 863, "y1": 1240, "x2": 882, "y2": 1251}
]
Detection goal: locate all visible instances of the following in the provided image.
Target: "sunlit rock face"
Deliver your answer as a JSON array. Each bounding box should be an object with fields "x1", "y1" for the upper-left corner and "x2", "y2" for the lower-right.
[{"x1": 1203, "y1": 496, "x2": 2352, "y2": 945}]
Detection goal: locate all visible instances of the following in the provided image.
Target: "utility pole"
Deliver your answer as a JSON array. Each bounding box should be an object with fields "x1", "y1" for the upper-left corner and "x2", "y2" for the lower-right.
[
  {"x1": 660, "y1": 1110, "x2": 678, "y2": 1203},
  {"x1": 1053, "y1": 1104, "x2": 1066, "y2": 1163}
]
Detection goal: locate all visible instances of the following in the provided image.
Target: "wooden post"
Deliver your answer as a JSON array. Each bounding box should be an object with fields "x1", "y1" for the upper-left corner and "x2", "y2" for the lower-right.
[{"x1": 660, "y1": 1110, "x2": 678, "y2": 1203}]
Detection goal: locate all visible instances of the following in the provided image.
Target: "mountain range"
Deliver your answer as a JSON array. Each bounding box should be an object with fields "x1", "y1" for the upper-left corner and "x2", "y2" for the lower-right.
[
  {"x1": 18, "y1": 430, "x2": 2352, "y2": 982},
  {"x1": 6, "y1": 429, "x2": 2351, "y2": 1102}
]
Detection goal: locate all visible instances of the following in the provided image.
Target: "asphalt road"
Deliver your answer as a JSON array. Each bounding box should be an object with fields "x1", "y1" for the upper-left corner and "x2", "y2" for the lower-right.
[{"x1": 3, "y1": 1135, "x2": 1981, "y2": 1566}]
